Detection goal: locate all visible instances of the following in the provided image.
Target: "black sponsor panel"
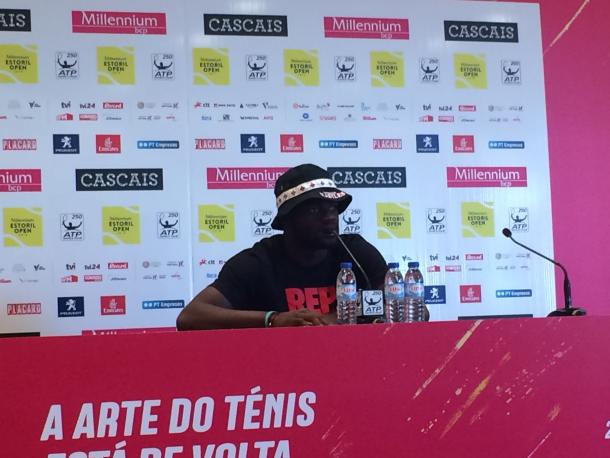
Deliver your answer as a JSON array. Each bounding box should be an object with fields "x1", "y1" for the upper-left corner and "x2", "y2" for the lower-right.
[
  {"x1": 327, "y1": 167, "x2": 406, "y2": 188},
  {"x1": 444, "y1": 21, "x2": 518, "y2": 43},
  {"x1": 204, "y1": 14, "x2": 288, "y2": 36},
  {"x1": 0, "y1": 332, "x2": 40, "y2": 338},
  {"x1": 0, "y1": 9, "x2": 31, "y2": 32},
  {"x1": 75, "y1": 169, "x2": 164, "y2": 191}
]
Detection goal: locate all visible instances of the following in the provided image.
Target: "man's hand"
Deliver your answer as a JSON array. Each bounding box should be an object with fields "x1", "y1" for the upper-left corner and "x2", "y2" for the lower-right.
[{"x1": 272, "y1": 309, "x2": 331, "y2": 327}]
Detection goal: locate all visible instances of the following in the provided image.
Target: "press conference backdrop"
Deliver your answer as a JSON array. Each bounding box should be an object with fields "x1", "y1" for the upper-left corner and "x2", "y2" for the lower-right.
[{"x1": 0, "y1": 0, "x2": 554, "y2": 336}]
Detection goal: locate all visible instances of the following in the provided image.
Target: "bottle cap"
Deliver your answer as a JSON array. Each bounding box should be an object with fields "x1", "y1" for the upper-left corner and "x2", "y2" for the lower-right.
[
  {"x1": 388, "y1": 262, "x2": 399, "y2": 269},
  {"x1": 407, "y1": 261, "x2": 419, "y2": 268},
  {"x1": 340, "y1": 262, "x2": 352, "y2": 269}
]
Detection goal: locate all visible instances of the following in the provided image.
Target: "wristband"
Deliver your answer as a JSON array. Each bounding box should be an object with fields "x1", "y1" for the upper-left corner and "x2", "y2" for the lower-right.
[{"x1": 264, "y1": 311, "x2": 278, "y2": 328}]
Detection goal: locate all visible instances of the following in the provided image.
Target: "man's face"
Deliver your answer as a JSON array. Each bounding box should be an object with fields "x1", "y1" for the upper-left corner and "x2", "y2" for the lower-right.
[{"x1": 285, "y1": 199, "x2": 339, "y2": 249}]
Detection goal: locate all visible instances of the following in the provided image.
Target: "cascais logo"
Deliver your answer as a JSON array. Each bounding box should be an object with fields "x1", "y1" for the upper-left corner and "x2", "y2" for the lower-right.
[
  {"x1": 72, "y1": 10, "x2": 167, "y2": 35},
  {"x1": 328, "y1": 167, "x2": 406, "y2": 188},
  {"x1": 204, "y1": 14, "x2": 288, "y2": 36},
  {"x1": 324, "y1": 17, "x2": 409, "y2": 40},
  {"x1": 444, "y1": 21, "x2": 518, "y2": 43},
  {"x1": 0, "y1": 9, "x2": 31, "y2": 32},
  {"x1": 75, "y1": 169, "x2": 163, "y2": 191}
]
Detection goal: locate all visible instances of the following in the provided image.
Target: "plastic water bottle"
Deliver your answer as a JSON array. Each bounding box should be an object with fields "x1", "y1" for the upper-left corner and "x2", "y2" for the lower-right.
[
  {"x1": 336, "y1": 262, "x2": 357, "y2": 325},
  {"x1": 384, "y1": 262, "x2": 405, "y2": 323},
  {"x1": 405, "y1": 262, "x2": 425, "y2": 322}
]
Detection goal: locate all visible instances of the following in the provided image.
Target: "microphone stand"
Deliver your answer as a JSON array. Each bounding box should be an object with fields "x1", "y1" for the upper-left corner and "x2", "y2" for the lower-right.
[{"x1": 502, "y1": 229, "x2": 586, "y2": 317}]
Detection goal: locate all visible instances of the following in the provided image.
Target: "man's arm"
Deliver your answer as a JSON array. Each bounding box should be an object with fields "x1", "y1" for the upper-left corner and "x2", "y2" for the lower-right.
[{"x1": 176, "y1": 286, "x2": 331, "y2": 331}]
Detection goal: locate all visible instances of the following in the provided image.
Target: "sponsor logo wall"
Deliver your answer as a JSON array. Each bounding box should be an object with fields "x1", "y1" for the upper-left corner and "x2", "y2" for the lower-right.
[{"x1": 0, "y1": 0, "x2": 554, "y2": 335}]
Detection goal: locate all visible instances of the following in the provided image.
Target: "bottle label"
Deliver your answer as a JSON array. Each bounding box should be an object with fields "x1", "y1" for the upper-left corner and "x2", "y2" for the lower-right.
[
  {"x1": 407, "y1": 283, "x2": 424, "y2": 296},
  {"x1": 337, "y1": 284, "x2": 357, "y2": 297},
  {"x1": 385, "y1": 284, "x2": 404, "y2": 297}
]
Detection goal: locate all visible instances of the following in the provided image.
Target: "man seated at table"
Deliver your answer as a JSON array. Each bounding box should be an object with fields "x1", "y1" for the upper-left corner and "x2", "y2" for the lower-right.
[{"x1": 177, "y1": 163, "x2": 389, "y2": 330}]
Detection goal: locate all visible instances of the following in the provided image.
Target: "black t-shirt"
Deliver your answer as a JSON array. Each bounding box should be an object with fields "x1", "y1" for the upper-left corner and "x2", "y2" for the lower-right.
[{"x1": 211, "y1": 234, "x2": 387, "y2": 313}]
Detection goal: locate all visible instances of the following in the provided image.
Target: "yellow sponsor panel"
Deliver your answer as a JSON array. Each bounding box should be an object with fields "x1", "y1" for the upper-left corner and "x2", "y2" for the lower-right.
[
  {"x1": 376, "y1": 203, "x2": 410, "y2": 239},
  {"x1": 461, "y1": 202, "x2": 494, "y2": 237},
  {"x1": 454, "y1": 53, "x2": 487, "y2": 89},
  {"x1": 198, "y1": 205, "x2": 235, "y2": 243},
  {"x1": 0, "y1": 44, "x2": 38, "y2": 84},
  {"x1": 284, "y1": 49, "x2": 319, "y2": 86},
  {"x1": 370, "y1": 51, "x2": 404, "y2": 88},
  {"x1": 102, "y1": 206, "x2": 140, "y2": 245},
  {"x1": 97, "y1": 46, "x2": 135, "y2": 85},
  {"x1": 3, "y1": 208, "x2": 43, "y2": 247},
  {"x1": 192, "y1": 48, "x2": 230, "y2": 85}
]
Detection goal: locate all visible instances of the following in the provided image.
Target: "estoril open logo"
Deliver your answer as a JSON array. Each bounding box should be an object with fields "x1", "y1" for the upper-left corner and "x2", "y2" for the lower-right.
[
  {"x1": 75, "y1": 169, "x2": 163, "y2": 191},
  {"x1": 204, "y1": 14, "x2": 288, "y2": 36},
  {"x1": 444, "y1": 21, "x2": 518, "y2": 43}
]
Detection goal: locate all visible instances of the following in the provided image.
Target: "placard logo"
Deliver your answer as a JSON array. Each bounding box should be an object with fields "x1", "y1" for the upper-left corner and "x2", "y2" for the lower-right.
[
  {"x1": 373, "y1": 139, "x2": 402, "y2": 150},
  {"x1": 204, "y1": 14, "x2": 287, "y2": 36},
  {"x1": 198, "y1": 205, "x2": 235, "y2": 242},
  {"x1": 328, "y1": 167, "x2": 406, "y2": 188},
  {"x1": 193, "y1": 48, "x2": 229, "y2": 85},
  {"x1": 60, "y1": 213, "x2": 84, "y2": 241},
  {"x1": 0, "y1": 9, "x2": 31, "y2": 32},
  {"x1": 157, "y1": 211, "x2": 180, "y2": 239},
  {"x1": 195, "y1": 138, "x2": 225, "y2": 150},
  {"x1": 445, "y1": 21, "x2": 519, "y2": 43},
  {"x1": 72, "y1": 11, "x2": 167, "y2": 35},
  {"x1": 56, "y1": 52, "x2": 79, "y2": 79},
  {"x1": 7, "y1": 302, "x2": 41, "y2": 315},
  {"x1": 2, "y1": 138, "x2": 36, "y2": 151},
  {"x1": 152, "y1": 53, "x2": 174, "y2": 80},
  {"x1": 76, "y1": 169, "x2": 163, "y2": 191},
  {"x1": 376, "y1": 202, "x2": 410, "y2": 239},
  {"x1": 335, "y1": 56, "x2": 356, "y2": 81},
  {"x1": 324, "y1": 17, "x2": 408, "y2": 40},
  {"x1": 420, "y1": 57, "x2": 440, "y2": 83}
]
